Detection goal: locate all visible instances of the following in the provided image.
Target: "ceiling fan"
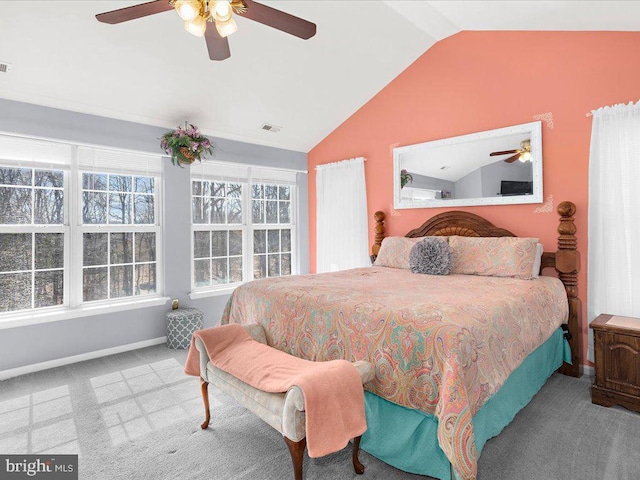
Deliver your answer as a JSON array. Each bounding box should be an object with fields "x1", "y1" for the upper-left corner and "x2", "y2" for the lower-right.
[
  {"x1": 489, "y1": 139, "x2": 532, "y2": 163},
  {"x1": 96, "y1": 0, "x2": 317, "y2": 61}
]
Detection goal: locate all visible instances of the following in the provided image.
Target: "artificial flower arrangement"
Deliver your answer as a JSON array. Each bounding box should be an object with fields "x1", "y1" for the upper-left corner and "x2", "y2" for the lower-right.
[
  {"x1": 400, "y1": 169, "x2": 413, "y2": 188},
  {"x1": 160, "y1": 123, "x2": 214, "y2": 166}
]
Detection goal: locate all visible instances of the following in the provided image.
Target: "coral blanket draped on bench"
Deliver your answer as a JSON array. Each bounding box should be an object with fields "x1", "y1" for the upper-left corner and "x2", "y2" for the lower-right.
[{"x1": 184, "y1": 323, "x2": 367, "y2": 457}]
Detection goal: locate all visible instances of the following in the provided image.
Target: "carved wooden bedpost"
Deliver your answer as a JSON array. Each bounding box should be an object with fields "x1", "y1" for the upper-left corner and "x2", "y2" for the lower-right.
[
  {"x1": 371, "y1": 211, "x2": 386, "y2": 259},
  {"x1": 556, "y1": 201, "x2": 583, "y2": 378}
]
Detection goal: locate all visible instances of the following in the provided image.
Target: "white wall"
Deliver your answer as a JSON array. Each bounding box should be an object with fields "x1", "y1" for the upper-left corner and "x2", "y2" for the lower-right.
[
  {"x1": 0, "y1": 99, "x2": 309, "y2": 371},
  {"x1": 409, "y1": 173, "x2": 455, "y2": 197}
]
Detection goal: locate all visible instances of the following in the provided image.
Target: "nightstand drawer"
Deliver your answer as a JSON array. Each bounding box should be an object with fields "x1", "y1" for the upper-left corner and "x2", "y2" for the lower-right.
[{"x1": 596, "y1": 331, "x2": 640, "y2": 396}]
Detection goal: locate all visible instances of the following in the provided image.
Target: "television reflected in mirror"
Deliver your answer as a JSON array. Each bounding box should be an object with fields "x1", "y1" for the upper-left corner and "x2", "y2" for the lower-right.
[{"x1": 393, "y1": 121, "x2": 543, "y2": 209}]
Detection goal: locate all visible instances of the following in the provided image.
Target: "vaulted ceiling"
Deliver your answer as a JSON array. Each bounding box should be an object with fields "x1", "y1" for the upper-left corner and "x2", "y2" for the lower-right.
[{"x1": 0, "y1": 1, "x2": 639, "y2": 153}]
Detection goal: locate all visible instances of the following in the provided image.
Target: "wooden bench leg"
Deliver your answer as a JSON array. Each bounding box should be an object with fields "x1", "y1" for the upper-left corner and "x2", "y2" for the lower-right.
[
  {"x1": 284, "y1": 436, "x2": 306, "y2": 480},
  {"x1": 200, "y1": 379, "x2": 211, "y2": 429},
  {"x1": 352, "y1": 435, "x2": 364, "y2": 474}
]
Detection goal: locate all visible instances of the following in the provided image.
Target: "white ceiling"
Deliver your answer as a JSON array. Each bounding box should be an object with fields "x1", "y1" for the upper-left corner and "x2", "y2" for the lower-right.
[{"x1": 0, "y1": 1, "x2": 639, "y2": 154}]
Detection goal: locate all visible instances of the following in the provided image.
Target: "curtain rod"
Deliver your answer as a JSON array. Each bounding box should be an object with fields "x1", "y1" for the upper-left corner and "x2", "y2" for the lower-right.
[{"x1": 586, "y1": 100, "x2": 640, "y2": 117}]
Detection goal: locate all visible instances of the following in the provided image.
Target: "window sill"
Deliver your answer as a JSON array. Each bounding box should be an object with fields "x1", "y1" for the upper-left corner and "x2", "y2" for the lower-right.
[
  {"x1": 189, "y1": 285, "x2": 239, "y2": 300},
  {"x1": 0, "y1": 296, "x2": 171, "y2": 331}
]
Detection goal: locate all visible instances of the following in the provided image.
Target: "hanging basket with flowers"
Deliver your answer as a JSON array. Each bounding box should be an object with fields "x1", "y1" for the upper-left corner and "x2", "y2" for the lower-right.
[{"x1": 160, "y1": 123, "x2": 214, "y2": 167}]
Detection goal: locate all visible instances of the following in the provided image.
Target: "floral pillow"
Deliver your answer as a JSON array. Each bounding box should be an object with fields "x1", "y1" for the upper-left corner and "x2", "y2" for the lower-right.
[
  {"x1": 449, "y1": 236, "x2": 540, "y2": 279},
  {"x1": 374, "y1": 236, "x2": 442, "y2": 269}
]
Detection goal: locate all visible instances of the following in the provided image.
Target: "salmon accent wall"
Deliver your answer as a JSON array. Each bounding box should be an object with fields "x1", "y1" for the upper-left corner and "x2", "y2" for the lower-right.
[{"x1": 308, "y1": 31, "x2": 640, "y2": 367}]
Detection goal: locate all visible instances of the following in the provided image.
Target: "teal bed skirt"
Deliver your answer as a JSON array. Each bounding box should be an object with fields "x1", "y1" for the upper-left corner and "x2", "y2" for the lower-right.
[{"x1": 360, "y1": 327, "x2": 569, "y2": 480}]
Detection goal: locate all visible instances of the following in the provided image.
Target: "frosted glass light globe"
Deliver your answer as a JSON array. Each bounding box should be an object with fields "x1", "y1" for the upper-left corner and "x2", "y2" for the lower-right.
[
  {"x1": 216, "y1": 16, "x2": 237, "y2": 38},
  {"x1": 212, "y1": 0, "x2": 232, "y2": 22},
  {"x1": 185, "y1": 15, "x2": 207, "y2": 37},
  {"x1": 175, "y1": 0, "x2": 200, "y2": 22}
]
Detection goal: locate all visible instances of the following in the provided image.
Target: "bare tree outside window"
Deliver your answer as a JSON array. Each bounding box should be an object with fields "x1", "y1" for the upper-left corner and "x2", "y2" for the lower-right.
[
  {"x1": 0, "y1": 137, "x2": 163, "y2": 317},
  {"x1": 191, "y1": 178, "x2": 295, "y2": 291},
  {"x1": 0, "y1": 168, "x2": 65, "y2": 313},
  {"x1": 252, "y1": 183, "x2": 292, "y2": 279},
  {"x1": 81, "y1": 173, "x2": 157, "y2": 303},
  {"x1": 192, "y1": 180, "x2": 243, "y2": 287}
]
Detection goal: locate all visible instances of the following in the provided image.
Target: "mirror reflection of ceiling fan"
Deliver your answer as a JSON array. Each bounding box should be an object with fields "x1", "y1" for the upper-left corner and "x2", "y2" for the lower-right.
[
  {"x1": 489, "y1": 140, "x2": 532, "y2": 163},
  {"x1": 96, "y1": 0, "x2": 317, "y2": 61}
]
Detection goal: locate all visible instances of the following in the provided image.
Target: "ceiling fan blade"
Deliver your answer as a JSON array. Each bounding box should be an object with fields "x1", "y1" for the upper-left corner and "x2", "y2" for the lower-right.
[
  {"x1": 96, "y1": 0, "x2": 174, "y2": 24},
  {"x1": 205, "y1": 26, "x2": 231, "y2": 61},
  {"x1": 504, "y1": 153, "x2": 520, "y2": 163},
  {"x1": 489, "y1": 149, "x2": 519, "y2": 157},
  {"x1": 237, "y1": 0, "x2": 317, "y2": 40}
]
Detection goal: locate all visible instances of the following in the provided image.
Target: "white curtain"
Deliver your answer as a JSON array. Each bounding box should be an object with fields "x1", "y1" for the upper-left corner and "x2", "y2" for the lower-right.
[
  {"x1": 316, "y1": 157, "x2": 369, "y2": 273},
  {"x1": 588, "y1": 100, "x2": 640, "y2": 361}
]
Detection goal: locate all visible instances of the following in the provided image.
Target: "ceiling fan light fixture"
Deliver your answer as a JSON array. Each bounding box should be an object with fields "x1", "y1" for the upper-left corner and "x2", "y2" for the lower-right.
[
  {"x1": 216, "y1": 16, "x2": 238, "y2": 38},
  {"x1": 175, "y1": 0, "x2": 201, "y2": 22},
  {"x1": 210, "y1": 0, "x2": 232, "y2": 22},
  {"x1": 96, "y1": 0, "x2": 317, "y2": 61},
  {"x1": 185, "y1": 15, "x2": 207, "y2": 37},
  {"x1": 520, "y1": 151, "x2": 532, "y2": 162}
]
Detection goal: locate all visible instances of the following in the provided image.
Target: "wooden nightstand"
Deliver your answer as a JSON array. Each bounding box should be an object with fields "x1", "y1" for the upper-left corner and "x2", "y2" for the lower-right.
[{"x1": 591, "y1": 314, "x2": 640, "y2": 413}]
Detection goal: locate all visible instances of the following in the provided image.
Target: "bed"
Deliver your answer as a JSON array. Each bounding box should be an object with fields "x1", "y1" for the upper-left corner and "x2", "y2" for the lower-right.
[{"x1": 221, "y1": 201, "x2": 582, "y2": 480}]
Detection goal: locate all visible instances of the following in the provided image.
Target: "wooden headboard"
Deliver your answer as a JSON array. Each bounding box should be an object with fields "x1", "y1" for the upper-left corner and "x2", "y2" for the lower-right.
[{"x1": 371, "y1": 202, "x2": 582, "y2": 378}]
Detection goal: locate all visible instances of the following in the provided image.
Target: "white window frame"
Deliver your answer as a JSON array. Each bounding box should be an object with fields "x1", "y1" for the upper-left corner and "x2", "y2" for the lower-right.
[
  {"x1": 250, "y1": 181, "x2": 297, "y2": 280},
  {"x1": 191, "y1": 179, "x2": 247, "y2": 292},
  {"x1": 74, "y1": 169, "x2": 163, "y2": 308},
  {"x1": 0, "y1": 165, "x2": 70, "y2": 314},
  {"x1": 0, "y1": 134, "x2": 168, "y2": 329},
  {"x1": 189, "y1": 166, "x2": 298, "y2": 298}
]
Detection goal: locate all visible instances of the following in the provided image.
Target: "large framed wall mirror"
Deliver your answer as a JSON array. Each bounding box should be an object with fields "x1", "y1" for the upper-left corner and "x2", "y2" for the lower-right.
[{"x1": 393, "y1": 121, "x2": 543, "y2": 209}]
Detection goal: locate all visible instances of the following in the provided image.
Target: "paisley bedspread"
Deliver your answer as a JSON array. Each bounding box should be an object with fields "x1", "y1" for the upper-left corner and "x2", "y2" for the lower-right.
[{"x1": 221, "y1": 267, "x2": 568, "y2": 480}]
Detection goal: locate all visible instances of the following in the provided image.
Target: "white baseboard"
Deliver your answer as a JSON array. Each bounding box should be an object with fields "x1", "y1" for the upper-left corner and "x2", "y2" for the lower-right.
[
  {"x1": 583, "y1": 365, "x2": 595, "y2": 378},
  {"x1": 0, "y1": 336, "x2": 167, "y2": 381}
]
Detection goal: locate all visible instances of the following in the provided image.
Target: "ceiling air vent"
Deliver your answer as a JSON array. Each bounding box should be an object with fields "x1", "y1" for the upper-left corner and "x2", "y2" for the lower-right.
[
  {"x1": 261, "y1": 123, "x2": 282, "y2": 133},
  {"x1": 0, "y1": 62, "x2": 13, "y2": 73}
]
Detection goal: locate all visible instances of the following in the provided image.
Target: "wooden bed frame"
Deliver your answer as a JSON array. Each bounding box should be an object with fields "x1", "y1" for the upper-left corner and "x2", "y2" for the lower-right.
[{"x1": 371, "y1": 201, "x2": 583, "y2": 378}]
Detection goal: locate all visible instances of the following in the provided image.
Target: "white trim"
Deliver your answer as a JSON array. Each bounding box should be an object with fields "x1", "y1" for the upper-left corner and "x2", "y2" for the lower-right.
[
  {"x1": 0, "y1": 296, "x2": 170, "y2": 331},
  {"x1": 0, "y1": 129, "x2": 164, "y2": 159},
  {"x1": 583, "y1": 365, "x2": 595, "y2": 379},
  {"x1": 189, "y1": 286, "x2": 237, "y2": 299},
  {"x1": 0, "y1": 336, "x2": 168, "y2": 381},
  {"x1": 202, "y1": 159, "x2": 307, "y2": 175}
]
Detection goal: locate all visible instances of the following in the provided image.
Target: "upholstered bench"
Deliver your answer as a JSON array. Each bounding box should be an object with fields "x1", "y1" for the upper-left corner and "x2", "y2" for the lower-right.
[{"x1": 195, "y1": 323, "x2": 375, "y2": 480}]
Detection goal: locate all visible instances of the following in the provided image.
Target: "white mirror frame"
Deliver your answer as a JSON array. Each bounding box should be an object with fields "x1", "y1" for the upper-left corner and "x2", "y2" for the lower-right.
[{"x1": 393, "y1": 121, "x2": 543, "y2": 209}]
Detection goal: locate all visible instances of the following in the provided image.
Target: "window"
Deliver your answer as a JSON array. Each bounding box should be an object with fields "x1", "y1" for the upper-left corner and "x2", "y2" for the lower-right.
[
  {"x1": 0, "y1": 167, "x2": 66, "y2": 312},
  {"x1": 192, "y1": 180, "x2": 244, "y2": 287},
  {"x1": 251, "y1": 183, "x2": 293, "y2": 278},
  {"x1": 80, "y1": 173, "x2": 158, "y2": 302},
  {"x1": 190, "y1": 164, "x2": 297, "y2": 293},
  {"x1": 0, "y1": 134, "x2": 163, "y2": 318}
]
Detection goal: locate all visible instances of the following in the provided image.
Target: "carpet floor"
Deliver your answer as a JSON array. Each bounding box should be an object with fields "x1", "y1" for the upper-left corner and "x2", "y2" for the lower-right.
[{"x1": 1, "y1": 344, "x2": 639, "y2": 480}]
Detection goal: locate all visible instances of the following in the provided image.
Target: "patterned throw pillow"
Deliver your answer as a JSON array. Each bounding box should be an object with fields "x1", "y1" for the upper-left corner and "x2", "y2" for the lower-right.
[
  {"x1": 409, "y1": 237, "x2": 452, "y2": 275},
  {"x1": 449, "y1": 236, "x2": 539, "y2": 279},
  {"x1": 374, "y1": 237, "x2": 423, "y2": 269}
]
